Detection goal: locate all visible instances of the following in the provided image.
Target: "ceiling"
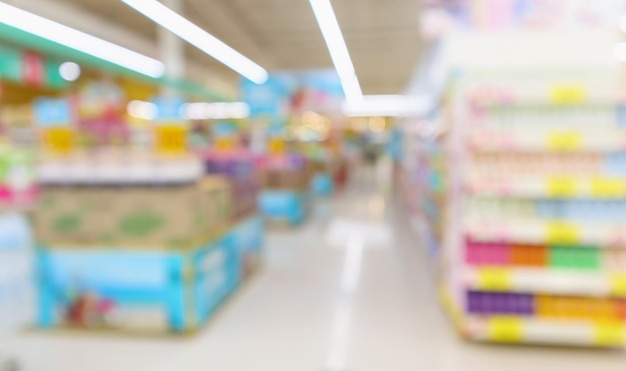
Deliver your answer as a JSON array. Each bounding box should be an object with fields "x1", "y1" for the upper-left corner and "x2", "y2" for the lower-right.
[{"x1": 58, "y1": 0, "x2": 423, "y2": 95}]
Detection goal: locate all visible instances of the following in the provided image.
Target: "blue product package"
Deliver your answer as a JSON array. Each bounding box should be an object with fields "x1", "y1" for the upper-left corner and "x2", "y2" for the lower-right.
[
  {"x1": 311, "y1": 173, "x2": 334, "y2": 196},
  {"x1": 258, "y1": 191, "x2": 306, "y2": 225},
  {"x1": 37, "y1": 235, "x2": 240, "y2": 334}
]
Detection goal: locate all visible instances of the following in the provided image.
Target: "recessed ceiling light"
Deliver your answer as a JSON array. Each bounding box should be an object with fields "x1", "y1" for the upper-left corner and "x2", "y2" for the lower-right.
[{"x1": 59, "y1": 62, "x2": 81, "y2": 82}]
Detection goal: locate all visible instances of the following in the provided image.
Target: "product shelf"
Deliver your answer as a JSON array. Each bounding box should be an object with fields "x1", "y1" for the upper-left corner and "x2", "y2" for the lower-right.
[
  {"x1": 465, "y1": 219, "x2": 626, "y2": 247},
  {"x1": 466, "y1": 177, "x2": 626, "y2": 199},
  {"x1": 465, "y1": 315, "x2": 626, "y2": 346},
  {"x1": 468, "y1": 130, "x2": 626, "y2": 153},
  {"x1": 463, "y1": 267, "x2": 626, "y2": 297}
]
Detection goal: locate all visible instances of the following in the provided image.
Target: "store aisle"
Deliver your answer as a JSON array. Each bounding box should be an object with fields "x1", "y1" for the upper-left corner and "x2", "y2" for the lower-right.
[{"x1": 7, "y1": 163, "x2": 626, "y2": 371}]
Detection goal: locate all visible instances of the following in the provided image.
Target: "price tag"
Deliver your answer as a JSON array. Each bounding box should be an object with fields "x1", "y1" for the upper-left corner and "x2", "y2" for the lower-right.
[
  {"x1": 547, "y1": 132, "x2": 582, "y2": 151},
  {"x1": 43, "y1": 127, "x2": 76, "y2": 154},
  {"x1": 594, "y1": 321, "x2": 625, "y2": 346},
  {"x1": 547, "y1": 222, "x2": 580, "y2": 244},
  {"x1": 591, "y1": 178, "x2": 625, "y2": 198},
  {"x1": 550, "y1": 84, "x2": 587, "y2": 104},
  {"x1": 215, "y1": 138, "x2": 236, "y2": 151},
  {"x1": 547, "y1": 177, "x2": 576, "y2": 197},
  {"x1": 488, "y1": 316, "x2": 523, "y2": 343},
  {"x1": 269, "y1": 138, "x2": 286, "y2": 155},
  {"x1": 611, "y1": 275, "x2": 626, "y2": 297},
  {"x1": 477, "y1": 268, "x2": 511, "y2": 291},
  {"x1": 155, "y1": 125, "x2": 187, "y2": 154}
]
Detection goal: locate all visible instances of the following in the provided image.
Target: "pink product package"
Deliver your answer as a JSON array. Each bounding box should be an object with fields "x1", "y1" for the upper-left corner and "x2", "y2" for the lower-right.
[
  {"x1": 262, "y1": 154, "x2": 307, "y2": 171},
  {"x1": 465, "y1": 240, "x2": 509, "y2": 266},
  {"x1": 0, "y1": 185, "x2": 38, "y2": 205}
]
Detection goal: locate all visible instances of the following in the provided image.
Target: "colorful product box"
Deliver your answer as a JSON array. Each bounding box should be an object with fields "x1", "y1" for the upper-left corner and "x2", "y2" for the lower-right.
[
  {"x1": 464, "y1": 240, "x2": 617, "y2": 270},
  {"x1": 467, "y1": 291, "x2": 626, "y2": 321},
  {"x1": 258, "y1": 191, "x2": 308, "y2": 225},
  {"x1": 311, "y1": 173, "x2": 334, "y2": 196},
  {"x1": 201, "y1": 151, "x2": 261, "y2": 220},
  {"x1": 0, "y1": 147, "x2": 37, "y2": 210},
  {"x1": 37, "y1": 235, "x2": 240, "y2": 334},
  {"x1": 33, "y1": 176, "x2": 232, "y2": 248}
]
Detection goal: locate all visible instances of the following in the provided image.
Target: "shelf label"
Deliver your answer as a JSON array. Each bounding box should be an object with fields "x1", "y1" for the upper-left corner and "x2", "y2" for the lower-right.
[
  {"x1": 547, "y1": 132, "x2": 582, "y2": 151},
  {"x1": 477, "y1": 268, "x2": 511, "y2": 291},
  {"x1": 268, "y1": 138, "x2": 286, "y2": 155},
  {"x1": 611, "y1": 275, "x2": 626, "y2": 297},
  {"x1": 547, "y1": 222, "x2": 580, "y2": 244},
  {"x1": 547, "y1": 177, "x2": 576, "y2": 197},
  {"x1": 155, "y1": 125, "x2": 187, "y2": 154},
  {"x1": 591, "y1": 178, "x2": 624, "y2": 198},
  {"x1": 214, "y1": 138, "x2": 236, "y2": 151},
  {"x1": 43, "y1": 127, "x2": 76, "y2": 154},
  {"x1": 594, "y1": 321, "x2": 625, "y2": 346},
  {"x1": 550, "y1": 84, "x2": 587, "y2": 104},
  {"x1": 488, "y1": 316, "x2": 523, "y2": 342}
]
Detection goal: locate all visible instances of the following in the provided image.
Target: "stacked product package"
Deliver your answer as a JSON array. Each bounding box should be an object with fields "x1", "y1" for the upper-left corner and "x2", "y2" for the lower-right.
[
  {"x1": 258, "y1": 152, "x2": 312, "y2": 226},
  {"x1": 437, "y1": 67, "x2": 626, "y2": 347},
  {"x1": 203, "y1": 149, "x2": 263, "y2": 277},
  {"x1": 397, "y1": 119, "x2": 447, "y2": 268},
  {"x1": 34, "y1": 150, "x2": 240, "y2": 334}
]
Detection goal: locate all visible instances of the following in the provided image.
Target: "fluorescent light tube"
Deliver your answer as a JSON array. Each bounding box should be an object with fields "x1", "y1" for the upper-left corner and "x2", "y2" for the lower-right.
[
  {"x1": 0, "y1": 2, "x2": 165, "y2": 79},
  {"x1": 127, "y1": 100, "x2": 158, "y2": 120},
  {"x1": 181, "y1": 102, "x2": 250, "y2": 120},
  {"x1": 308, "y1": 0, "x2": 362, "y2": 103},
  {"x1": 342, "y1": 95, "x2": 430, "y2": 117},
  {"x1": 122, "y1": 0, "x2": 268, "y2": 84}
]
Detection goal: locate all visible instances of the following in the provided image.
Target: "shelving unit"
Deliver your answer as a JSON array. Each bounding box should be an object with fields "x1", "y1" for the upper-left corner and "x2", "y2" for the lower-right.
[
  {"x1": 441, "y1": 75, "x2": 626, "y2": 346},
  {"x1": 408, "y1": 30, "x2": 626, "y2": 347}
]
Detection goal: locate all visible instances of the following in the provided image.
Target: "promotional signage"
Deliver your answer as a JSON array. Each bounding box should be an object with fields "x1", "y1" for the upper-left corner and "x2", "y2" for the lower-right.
[
  {"x1": 33, "y1": 98, "x2": 76, "y2": 154},
  {"x1": 241, "y1": 69, "x2": 344, "y2": 125},
  {"x1": 0, "y1": 45, "x2": 66, "y2": 88},
  {"x1": 152, "y1": 97, "x2": 189, "y2": 155}
]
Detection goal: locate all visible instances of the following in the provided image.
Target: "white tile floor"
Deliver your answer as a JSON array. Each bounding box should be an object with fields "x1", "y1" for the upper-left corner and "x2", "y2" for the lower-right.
[{"x1": 5, "y1": 163, "x2": 626, "y2": 371}]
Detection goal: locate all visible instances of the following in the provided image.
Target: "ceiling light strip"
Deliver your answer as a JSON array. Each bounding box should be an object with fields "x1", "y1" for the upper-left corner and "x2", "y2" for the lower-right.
[
  {"x1": 0, "y1": 2, "x2": 165, "y2": 78},
  {"x1": 308, "y1": 0, "x2": 362, "y2": 103},
  {"x1": 121, "y1": 0, "x2": 268, "y2": 85}
]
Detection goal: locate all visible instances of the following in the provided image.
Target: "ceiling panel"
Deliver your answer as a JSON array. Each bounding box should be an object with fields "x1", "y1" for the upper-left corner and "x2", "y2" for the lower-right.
[{"x1": 56, "y1": 0, "x2": 423, "y2": 94}]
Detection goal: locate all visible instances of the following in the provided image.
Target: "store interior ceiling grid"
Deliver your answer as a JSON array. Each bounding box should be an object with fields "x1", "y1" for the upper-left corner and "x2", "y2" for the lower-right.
[{"x1": 60, "y1": 0, "x2": 422, "y2": 96}]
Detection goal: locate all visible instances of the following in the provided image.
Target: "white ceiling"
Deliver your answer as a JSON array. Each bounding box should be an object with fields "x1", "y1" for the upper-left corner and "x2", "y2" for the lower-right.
[{"x1": 58, "y1": 0, "x2": 423, "y2": 95}]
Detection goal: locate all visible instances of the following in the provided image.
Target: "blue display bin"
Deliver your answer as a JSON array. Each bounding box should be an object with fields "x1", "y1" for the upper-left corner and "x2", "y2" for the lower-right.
[
  {"x1": 37, "y1": 234, "x2": 240, "y2": 334},
  {"x1": 311, "y1": 173, "x2": 334, "y2": 196},
  {"x1": 230, "y1": 214, "x2": 264, "y2": 277},
  {"x1": 258, "y1": 191, "x2": 307, "y2": 226}
]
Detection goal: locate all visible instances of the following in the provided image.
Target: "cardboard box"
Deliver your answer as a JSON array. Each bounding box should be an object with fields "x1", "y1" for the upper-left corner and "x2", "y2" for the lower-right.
[
  {"x1": 37, "y1": 235, "x2": 239, "y2": 334},
  {"x1": 33, "y1": 176, "x2": 232, "y2": 248},
  {"x1": 261, "y1": 168, "x2": 311, "y2": 191}
]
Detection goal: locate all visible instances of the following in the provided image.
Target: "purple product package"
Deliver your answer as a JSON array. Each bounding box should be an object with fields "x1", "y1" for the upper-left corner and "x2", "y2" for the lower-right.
[{"x1": 467, "y1": 291, "x2": 535, "y2": 316}]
